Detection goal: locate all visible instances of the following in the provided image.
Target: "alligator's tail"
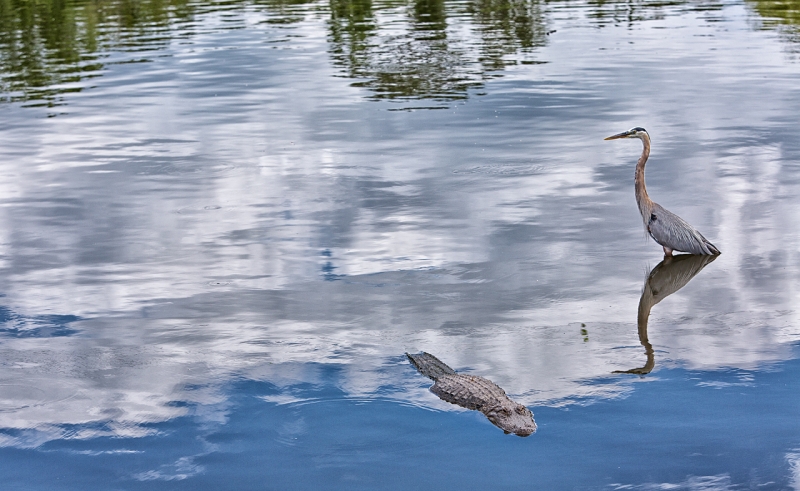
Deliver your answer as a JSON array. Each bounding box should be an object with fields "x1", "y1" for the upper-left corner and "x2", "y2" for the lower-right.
[{"x1": 406, "y1": 352, "x2": 457, "y2": 380}]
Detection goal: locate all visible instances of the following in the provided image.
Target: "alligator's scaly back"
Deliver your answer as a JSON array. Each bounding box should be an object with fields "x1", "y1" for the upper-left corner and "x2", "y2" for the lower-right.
[
  {"x1": 406, "y1": 352, "x2": 537, "y2": 437},
  {"x1": 406, "y1": 352, "x2": 457, "y2": 379}
]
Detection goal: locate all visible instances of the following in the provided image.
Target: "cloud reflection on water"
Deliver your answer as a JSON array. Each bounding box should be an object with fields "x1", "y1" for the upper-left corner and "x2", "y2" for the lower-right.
[{"x1": 0, "y1": 2, "x2": 798, "y2": 488}]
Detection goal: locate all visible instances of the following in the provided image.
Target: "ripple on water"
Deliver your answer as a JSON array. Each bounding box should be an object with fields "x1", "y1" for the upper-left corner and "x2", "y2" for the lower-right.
[{"x1": 0, "y1": 385, "x2": 49, "y2": 412}]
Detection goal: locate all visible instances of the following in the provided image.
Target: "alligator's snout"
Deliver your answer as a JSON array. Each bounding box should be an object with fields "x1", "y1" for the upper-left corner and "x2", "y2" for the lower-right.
[{"x1": 486, "y1": 404, "x2": 537, "y2": 436}]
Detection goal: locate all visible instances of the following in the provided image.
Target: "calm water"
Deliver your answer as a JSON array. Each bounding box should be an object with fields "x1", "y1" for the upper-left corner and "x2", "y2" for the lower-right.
[{"x1": 1, "y1": 0, "x2": 800, "y2": 488}]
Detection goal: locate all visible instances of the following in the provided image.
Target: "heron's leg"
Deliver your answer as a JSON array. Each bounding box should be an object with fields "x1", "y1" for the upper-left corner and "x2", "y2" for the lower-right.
[{"x1": 662, "y1": 246, "x2": 673, "y2": 257}]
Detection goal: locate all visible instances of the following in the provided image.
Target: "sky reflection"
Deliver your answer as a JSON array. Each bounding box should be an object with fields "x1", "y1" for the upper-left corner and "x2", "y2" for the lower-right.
[{"x1": 1, "y1": 0, "x2": 800, "y2": 488}]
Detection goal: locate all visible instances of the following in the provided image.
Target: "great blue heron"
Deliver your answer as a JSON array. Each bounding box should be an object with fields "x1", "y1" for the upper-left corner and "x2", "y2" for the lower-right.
[{"x1": 605, "y1": 127, "x2": 720, "y2": 256}]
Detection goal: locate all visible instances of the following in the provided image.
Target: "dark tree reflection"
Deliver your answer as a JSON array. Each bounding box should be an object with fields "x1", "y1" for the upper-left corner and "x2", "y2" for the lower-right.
[
  {"x1": 2, "y1": 0, "x2": 798, "y2": 108},
  {"x1": 328, "y1": 0, "x2": 376, "y2": 80},
  {"x1": 0, "y1": 0, "x2": 193, "y2": 106},
  {"x1": 327, "y1": 0, "x2": 549, "y2": 102},
  {"x1": 747, "y1": 0, "x2": 800, "y2": 48},
  {"x1": 749, "y1": 0, "x2": 800, "y2": 27},
  {"x1": 469, "y1": 0, "x2": 546, "y2": 53},
  {"x1": 579, "y1": 0, "x2": 693, "y2": 27}
]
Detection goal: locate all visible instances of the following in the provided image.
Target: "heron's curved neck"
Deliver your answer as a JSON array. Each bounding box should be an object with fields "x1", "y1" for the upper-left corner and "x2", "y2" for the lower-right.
[{"x1": 635, "y1": 133, "x2": 652, "y2": 216}]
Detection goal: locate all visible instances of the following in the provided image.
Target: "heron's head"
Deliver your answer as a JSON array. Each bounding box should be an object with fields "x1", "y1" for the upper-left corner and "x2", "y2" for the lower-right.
[{"x1": 604, "y1": 127, "x2": 648, "y2": 141}]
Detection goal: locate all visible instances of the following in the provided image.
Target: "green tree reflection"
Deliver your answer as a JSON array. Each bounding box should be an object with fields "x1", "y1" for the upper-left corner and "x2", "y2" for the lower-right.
[
  {"x1": 0, "y1": 0, "x2": 192, "y2": 106},
  {"x1": 747, "y1": 0, "x2": 800, "y2": 47},
  {"x1": 0, "y1": 0, "x2": 550, "y2": 107},
  {"x1": 327, "y1": 0, "x2": 549, "y2": 102},
  {"x1": 578, "y1": 0, "x2": 698, "y2": 27},
  {"x1": 1, "y1": 0, "x2": 797, "y2": 109}
]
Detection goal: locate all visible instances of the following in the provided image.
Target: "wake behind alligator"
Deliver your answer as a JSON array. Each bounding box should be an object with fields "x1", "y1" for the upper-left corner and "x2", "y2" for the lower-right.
[{"x1": 406, "y1": 352, "x2": 536, "y2": 437}]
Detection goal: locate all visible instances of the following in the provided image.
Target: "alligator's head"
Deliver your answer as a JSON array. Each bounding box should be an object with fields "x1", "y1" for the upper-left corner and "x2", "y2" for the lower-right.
[{"x1": 485, "y1": 403, "x2": 537, "y2": 437}]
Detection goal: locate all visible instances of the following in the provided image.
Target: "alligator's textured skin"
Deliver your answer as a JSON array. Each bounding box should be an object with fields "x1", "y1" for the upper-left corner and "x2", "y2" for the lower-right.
[{"x1": 407, "y1": 352, "x2": 536, "y2": 436}]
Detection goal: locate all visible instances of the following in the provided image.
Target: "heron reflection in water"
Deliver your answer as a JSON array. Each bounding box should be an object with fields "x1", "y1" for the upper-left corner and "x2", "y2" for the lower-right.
[
  {"x1": 605, "y1": 128, "x2": 720, "y2": 256},
  {"x1": 615, "y1": 254, "x2": 717, "y2": 375}
]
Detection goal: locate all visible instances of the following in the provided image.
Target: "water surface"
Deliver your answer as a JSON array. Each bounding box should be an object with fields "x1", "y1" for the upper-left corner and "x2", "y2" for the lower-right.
[{"x1": 1, "y1": 0, "x2": 800, "y2": 488}]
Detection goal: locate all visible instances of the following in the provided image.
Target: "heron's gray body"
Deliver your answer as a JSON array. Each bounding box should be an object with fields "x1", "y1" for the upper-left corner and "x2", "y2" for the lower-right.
[
  {"x1": 607, "y1": 127, "x2": 720, "y2": 256},
  {"x1": 642, "y1": 202, "x2": 720, "y2": 256}
]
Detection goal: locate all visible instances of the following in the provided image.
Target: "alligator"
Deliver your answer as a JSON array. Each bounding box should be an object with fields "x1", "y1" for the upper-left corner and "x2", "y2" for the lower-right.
[{"x1": 406, "y1": 352, "x2": 536, "y2": 436}]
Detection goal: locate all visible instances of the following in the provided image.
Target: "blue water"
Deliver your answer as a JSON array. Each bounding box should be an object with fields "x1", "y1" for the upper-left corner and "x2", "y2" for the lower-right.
[
  {"x1": 1, "y1": 0, "x2": 800, "y2": 488},
  {"x1": 3, "y1": 357, "x2": 800, "y2": 489}
]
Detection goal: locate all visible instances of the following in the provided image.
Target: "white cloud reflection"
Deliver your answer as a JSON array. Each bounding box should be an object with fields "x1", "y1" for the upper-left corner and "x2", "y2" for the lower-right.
[{"x1": 0, "y1": 0, "x2": 798, "y2": 461}]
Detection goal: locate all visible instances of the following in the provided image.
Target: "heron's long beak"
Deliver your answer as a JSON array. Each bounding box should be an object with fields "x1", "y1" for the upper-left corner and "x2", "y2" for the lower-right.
[{"x1": 604, "y1": 131, "x2": 630, "y2": 140}]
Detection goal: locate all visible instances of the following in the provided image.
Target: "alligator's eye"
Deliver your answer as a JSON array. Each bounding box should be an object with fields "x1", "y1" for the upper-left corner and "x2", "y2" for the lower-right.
[
  {"x1": 500, "y1": 408, "x2": 511, "y2": 417},
  {"x1": 516, "y1": 406, "x2": 528, "y2": 415}
]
